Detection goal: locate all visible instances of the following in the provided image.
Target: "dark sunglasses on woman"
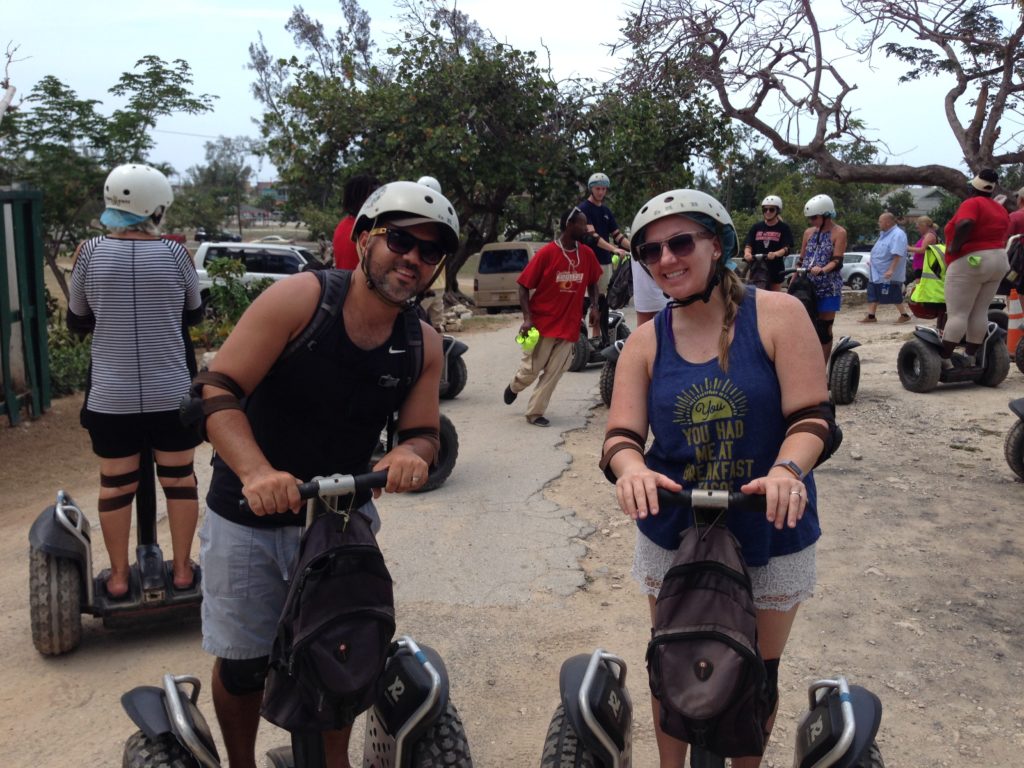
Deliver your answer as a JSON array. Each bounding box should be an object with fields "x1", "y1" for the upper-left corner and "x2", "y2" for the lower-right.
[
  {"x1": 368, "y1": 226, "x2": 446, "y2": 265},
  {"x1": 636, "y1": 231, "x2": 716, "y2": 266}
]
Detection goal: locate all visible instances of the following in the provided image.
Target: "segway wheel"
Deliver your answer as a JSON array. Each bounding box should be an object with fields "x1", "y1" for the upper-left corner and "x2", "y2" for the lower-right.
[
  {"x1": 540, "y1": 704, "x2": 598, "y2": 768},
  {"x1": 569, "y1": 332, "x2": 589, "y2": 372},
  {"x1": 439, "y1": 356, "x2": 468, "y2": 400},
  {"x1": 410, "y1": 700, "x2": 472, "y2": 768},
  {"x1": 856, "y1": 741, "x2": 885, "y2": 768},
  {"x1": 415, "y1": 414, "x2": 459, "y2": 493},
  {"x1": 1016, "y1": 336, "x2": 1024, "y2": 376},
  {"x1": 829, "y1": 351, "x2": 860, "y2": 405},
  {"x1": 897, "y1": 338, "x2": 942, "y2": 393},
  {"x1": 599, "y1": 360, "x2": 616, "y2": 408},
  {"x1": 29, "y1": 546, "x2": 82, "y2": 656},
  {"x1": 977, "y1": 339, "x2": 1010, "y2": 387},
  {"x1": 123, "y1": 730, "x2": 198, "y2": 768},
  {"x1": 1004, "y1": 421, "x2": 1024, "y2": 481}
]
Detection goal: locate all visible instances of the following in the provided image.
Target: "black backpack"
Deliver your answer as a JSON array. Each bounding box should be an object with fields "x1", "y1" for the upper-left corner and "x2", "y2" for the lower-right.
[
  {"x1": 606, "y1": 257, "x2": 634, "y2": 310},
  {"x1": 646, "y1": 520, "x2": 772, "y2": 758},
  {"x1": 261, "y1": 507, "x2": 396, "y2": 732},
  {"x1": 787, "y1": 272, "x2": 819, "y2": 323}
]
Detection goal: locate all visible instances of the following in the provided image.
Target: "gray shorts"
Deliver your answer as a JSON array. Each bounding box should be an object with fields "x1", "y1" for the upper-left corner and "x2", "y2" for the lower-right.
[
  {"x1": 200, "y1": 501, "x2": 379, "y2": 659},
  {"x1": 631, "y1": 530, "x2": 816, "y2": 612}
]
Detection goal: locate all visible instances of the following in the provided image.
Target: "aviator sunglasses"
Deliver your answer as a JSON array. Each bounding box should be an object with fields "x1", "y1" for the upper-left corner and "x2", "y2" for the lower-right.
[
  {"x1": 636, "y1": 230, "x2": 716, "y2": 266},
  {"x1": 762, "y1": 206, "x2": 778, "y2": 213},
  {"x1": 368, "y1": 226, "x2": 446, "y2": 266}
]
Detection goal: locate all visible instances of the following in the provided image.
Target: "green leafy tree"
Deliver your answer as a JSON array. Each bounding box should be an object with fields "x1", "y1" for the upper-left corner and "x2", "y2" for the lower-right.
[
  {"x1": 0, "y1": 57, "x2": 214, "y2": 299},
  {"x1": 616, "y1": 0, "x2": 1024, "y2": 196},
  {"x1": 175, "y1": 136, "x2": 255, "y2": 236}
]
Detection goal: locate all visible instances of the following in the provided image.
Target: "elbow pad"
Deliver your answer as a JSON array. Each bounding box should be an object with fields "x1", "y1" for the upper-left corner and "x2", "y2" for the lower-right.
[
  {"x1": 784, "y1": 401, "x2": 841, "y2": 468},
  {"x1": 179, "y1": 370, "x2": 246, "y2": 441},
  {"x1": 66, "y1": 309, "x2": 95, "y2": 337}
]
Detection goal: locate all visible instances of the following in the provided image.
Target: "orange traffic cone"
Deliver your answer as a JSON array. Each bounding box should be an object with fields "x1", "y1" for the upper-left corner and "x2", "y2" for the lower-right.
[{"x1": 1007, "y1": 288, "x2": 1024, "y2": 358}]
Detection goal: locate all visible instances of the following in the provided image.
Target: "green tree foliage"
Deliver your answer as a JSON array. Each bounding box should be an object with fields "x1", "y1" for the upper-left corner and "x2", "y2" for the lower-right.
[
  {"x1": 0, "y1": 57, "x2": 214, "y2": 299},
  {"x1": 174, "y1": 136, "x2": 255, "y2": 236}
]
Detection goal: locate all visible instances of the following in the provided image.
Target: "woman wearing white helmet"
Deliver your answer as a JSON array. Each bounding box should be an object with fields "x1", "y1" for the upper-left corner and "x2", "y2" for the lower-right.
[
  {"x1": 798, "y1": 193, "x2": 848, "y2": 361},
  {"x1": 67, "y1": 163, "x2": 203, "y2": 600},
  {"x1": 602, "y1": 188, "x2": 832, "y2": 767}
]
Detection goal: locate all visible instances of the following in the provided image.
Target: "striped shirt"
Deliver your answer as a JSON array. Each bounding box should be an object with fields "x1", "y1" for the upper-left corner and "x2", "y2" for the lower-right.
[{"x1": 69, "y1": 236, "x2": 202, "y2": 414}]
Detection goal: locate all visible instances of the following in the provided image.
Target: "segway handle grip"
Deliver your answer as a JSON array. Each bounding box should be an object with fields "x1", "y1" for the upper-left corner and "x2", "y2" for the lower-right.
[
  {"x1": 657, "y1": 487, "x2": 767, "y2": 513},
  {"x1": 238, "y1": 470, "x2": 390, "y2": 512}
]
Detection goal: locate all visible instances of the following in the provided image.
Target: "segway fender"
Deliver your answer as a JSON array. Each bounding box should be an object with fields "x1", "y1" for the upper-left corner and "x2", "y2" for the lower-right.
[
  {"x1": 121, "y1": 686, "x2": 174, "y2": 740},
  {"x1": 442, "y1": 337, "x2": 468, "y2": 358},
  {"x1": 559, "y1": 652, "x2": 631, "y2": 765},
  {"x1": 912, "y1": 326, "x2": 942, "y2": 346},
  {"x1": 601, "y1": 339, "x2": 626, "y2": 363},
  {"x1": 833, "y1": 335, "x2": 861, "y2": 354},
  {"x1": 29, "y1": 505, "x2": 89, "y2": 564},
  {"x1": 375, "y1": 642, "x2": 450, "y2": 741},
  {"x1": 840, "y1": 685, "x2": 883, "y2": 767},
  {"x1": 1009, "y1": 398, "x2": 1024, "y2": 420}
]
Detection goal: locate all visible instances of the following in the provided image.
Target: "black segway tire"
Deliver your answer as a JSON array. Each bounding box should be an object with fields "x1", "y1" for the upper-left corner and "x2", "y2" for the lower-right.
[
  {"x1": 1016, "y1": 336, "x2": 1024, "y2": 375},
  {"x1": 855, "y1": 741, "x2": 885, "y2": 768},
  {"x1": 829, "y1": 351, "x2": 860, "y2": 405},
  {"x1": 29, "y1": 546, "x2": 82, "y2": 656},
  {"x1": 410, "y1": 700, "x2": 472, "y2": 768},
  {"x1": 1004, "y1": 421, "x2": 1024, "y2": 481},
  {"x1": 897, "y1": 338, "x2": 942, "y2": 393},
  {"x1": 540, "y1": 704, "x2": 598, "y2": 768},
  {"x1": 599, "y1": 360, "x2": 616, "y2": 408},
  {"x1": 415, "y1": 414, "x2": 459, "y2": 493},
  {"x1": 439, "y1": 356, "x2": 468, "y2": 400},
  {"x1": 123, "y1": 730, "x2": 198, "y2": 768},
  {"x1": 977, "y1": 340, "x2": 1010, "y2": 387},
  {"x1": 569, "y1": 332, "x2": 589, "y2": 372}
]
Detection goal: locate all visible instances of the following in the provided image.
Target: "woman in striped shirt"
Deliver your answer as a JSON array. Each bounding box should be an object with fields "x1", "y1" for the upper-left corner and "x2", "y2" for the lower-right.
[{"x1": 68, "y1": 164, "x2": 203, "y2": 600}]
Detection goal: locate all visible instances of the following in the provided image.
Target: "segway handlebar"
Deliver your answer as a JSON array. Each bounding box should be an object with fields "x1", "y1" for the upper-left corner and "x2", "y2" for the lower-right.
[
  {"x1": 238, "y1": 470, "x2": 389, "y2": 513},
  {"x1": 656, "y1": 487, "x2": 767, "y2": 514}
]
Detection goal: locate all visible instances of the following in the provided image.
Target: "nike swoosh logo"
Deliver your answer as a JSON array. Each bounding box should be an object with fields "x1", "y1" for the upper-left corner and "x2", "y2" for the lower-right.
[{"x1": 388, "y1": 346, "x2": 405, "y2": 354}]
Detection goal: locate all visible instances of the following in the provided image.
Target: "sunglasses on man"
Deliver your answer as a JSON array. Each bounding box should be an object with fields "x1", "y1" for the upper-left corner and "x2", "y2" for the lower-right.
[
  {"x1": 368, "y1": 226, "x2": 447, "y2": 266},
  {"x1": 762, "y1": 206, "x2": 778, "y2": 214},
  {"x1": 636, "y1": 231, "x2": 716, "y2": 266}
]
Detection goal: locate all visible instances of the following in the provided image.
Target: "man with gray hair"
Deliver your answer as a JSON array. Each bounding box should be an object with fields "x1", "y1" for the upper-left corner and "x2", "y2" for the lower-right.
[{"x1": 859, "y1": 211, "x2": 911, "y2": 324}]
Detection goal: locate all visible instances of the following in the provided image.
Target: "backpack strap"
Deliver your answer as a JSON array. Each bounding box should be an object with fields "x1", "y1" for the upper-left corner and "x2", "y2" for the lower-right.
[
  {"x1": 401, "y1": 305, "x2": 424, "y2": 386},
  {"x1": 277, "y1": 269, "x2": 351, "y2": 367}
]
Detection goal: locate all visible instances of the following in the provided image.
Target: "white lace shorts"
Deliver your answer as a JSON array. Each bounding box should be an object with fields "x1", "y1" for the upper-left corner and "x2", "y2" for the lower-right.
[{"x1": 632, "y1": 531, "x2": 816, "y2": 612}]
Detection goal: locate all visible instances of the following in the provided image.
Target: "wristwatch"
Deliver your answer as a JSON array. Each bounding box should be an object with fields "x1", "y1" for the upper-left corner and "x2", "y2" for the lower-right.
[{"x1": 772, "y1": 459, "x2": 804, "y2": 480}]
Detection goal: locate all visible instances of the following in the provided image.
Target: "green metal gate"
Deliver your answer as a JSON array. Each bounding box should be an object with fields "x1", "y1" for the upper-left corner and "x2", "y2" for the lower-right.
[{"x1": 0, "y1": 190, "x2": 50, "y2": 425}]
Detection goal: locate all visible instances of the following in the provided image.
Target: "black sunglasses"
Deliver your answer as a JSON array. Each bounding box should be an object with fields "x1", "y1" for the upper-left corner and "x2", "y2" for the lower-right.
[
  {"x1": 368, "y1": 226, "x2": 446, "y2": 266},
  {"x1": 636, "y1": 231, "x2": 716, "y2": 266},
  {"x1": 762, "y1": 206, "x2": 778, "y2": 213}
]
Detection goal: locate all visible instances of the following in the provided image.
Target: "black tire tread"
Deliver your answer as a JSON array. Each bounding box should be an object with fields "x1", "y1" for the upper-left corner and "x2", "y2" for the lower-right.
[
  {"x1": 411, "y1": 700, "x2": 472, "y2": 768},
  {"x1": 569, "y1": 332, "x2": 589, "y2": 372},
  {"x1": 978, "y1": 338, "x2": 1010, "y2": 387},
  {"x1": 855, "y1": 740, "x2": 885, "y2": 768},
  {"x1": 440, "y1": 356, "x2": 468, "y2": 400},
  {"x1": 1016, "y1": 336, "x2": 1024, "y2": 375},
  {"x1": 599, "y1": 360, "x2": 616, "y2": 408},
  {"x1": 1004, "y1": 421, "x2": 1024, "y2": 481},
  {"x1": 829, "y1": 350, "x2": 860, "y2": 405},
  {"x1": 539, "y1": 704, "x2": 597, "y2": 768},
  {"x1": 897, "y1": 338, "x2": 942, "y2": 393},
  {"x1": 416, "y1": 414, "x2": 458, "y2": 492},
  {"x1": 29, "y1": 546, "x2": 82, "y2": 656},
  {"x1": 123, "y1": 730, "x2": 198, "y2": 768}
]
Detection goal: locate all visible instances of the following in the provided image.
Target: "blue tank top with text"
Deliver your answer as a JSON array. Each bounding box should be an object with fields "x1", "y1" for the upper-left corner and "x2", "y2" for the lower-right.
[{"x1": 639, "y1": 286, "x2": 821, "y2": 565}]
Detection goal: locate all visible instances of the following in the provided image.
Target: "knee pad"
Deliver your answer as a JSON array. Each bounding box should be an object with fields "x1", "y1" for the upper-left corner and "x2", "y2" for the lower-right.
[
  {"x1": 814, "y1": 317, "x2": 834, "y2": 344},
  {"x1": 218, "y1": 656, "x2": 269, "y2": 696},
  {"x1": 98, "y1": 469, "x2": 140, "y2": 512},
  {"x1": 157, "y1": 462, "x2": 198, "y2": 501},
  {"x1": 764, "y1": 657, "x2": 780, "y2": 713}
]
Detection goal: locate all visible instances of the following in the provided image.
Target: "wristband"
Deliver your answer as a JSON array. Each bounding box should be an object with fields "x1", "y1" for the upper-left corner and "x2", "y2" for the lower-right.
[{"x1": 771, "y1": 459, "x2": 804, "y2": 480}]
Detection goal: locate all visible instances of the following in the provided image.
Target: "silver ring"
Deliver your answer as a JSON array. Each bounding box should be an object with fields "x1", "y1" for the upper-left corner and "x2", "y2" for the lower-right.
[
  {"x1": 412, "y1": 476, "x2": 421, "y2": 482},
  {"x1": 790, "y1": 490, "x2": 802, "y2": 496}
]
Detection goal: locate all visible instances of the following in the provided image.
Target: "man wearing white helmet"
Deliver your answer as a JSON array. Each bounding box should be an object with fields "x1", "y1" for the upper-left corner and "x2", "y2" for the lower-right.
[
  {"x1": 194, "y1": 180, "x2": 456, "y2": 766},
  {"x1": 68, "y1": 163, "x2": 203, "y2": 603},
  {"x1": 602, "y1": 188, "x2": 835, "y2": 767},
  {"x1": 742, "y1": 195, "x2": 793, "y2": 291},
  {"x1": 579, "y1": 172, "x2": 631, "y2": 341}
]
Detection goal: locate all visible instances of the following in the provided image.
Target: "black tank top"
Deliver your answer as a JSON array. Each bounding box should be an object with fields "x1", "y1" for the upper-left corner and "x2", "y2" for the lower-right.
[{"x1": 206, "y1": 287, "x2": 420, "y2": 527}]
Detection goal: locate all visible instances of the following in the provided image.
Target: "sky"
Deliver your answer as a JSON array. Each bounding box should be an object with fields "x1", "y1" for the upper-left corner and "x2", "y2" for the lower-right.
[{"x1": 7, "y1": 0, "x2": 972, "y2": 185}]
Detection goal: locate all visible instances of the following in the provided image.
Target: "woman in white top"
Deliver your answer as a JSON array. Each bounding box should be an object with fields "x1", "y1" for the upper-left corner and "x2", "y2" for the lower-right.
[{"x1": 68, "y1": 164, "x2": 203, "y2": 599}]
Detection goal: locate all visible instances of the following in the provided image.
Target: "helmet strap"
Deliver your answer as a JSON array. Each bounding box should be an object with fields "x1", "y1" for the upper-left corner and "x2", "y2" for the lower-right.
[{"x1": 666, "y1": 260, "x2": 722, "y2": 309}]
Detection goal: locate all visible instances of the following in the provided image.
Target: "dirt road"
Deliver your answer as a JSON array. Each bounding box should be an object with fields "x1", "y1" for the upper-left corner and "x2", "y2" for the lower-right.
[{"x1": 2, "y1": 306, "x2": 1022, "y2": 767}]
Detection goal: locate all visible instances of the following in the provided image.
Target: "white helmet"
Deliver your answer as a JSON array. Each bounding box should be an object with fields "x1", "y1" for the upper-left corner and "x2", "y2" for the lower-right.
[
  {"x1": 631, "y1": 189, "x2": 738, "y2": 261},
  {"x1": 354, "y1": 180, "x2": 460, "y2": 256},
  {"x1": 101, "y1": 164, "x2": 173, "y2": 227},
  {"x1": 760, "y1": 195, "x2": 783, "y2": 210},
  {"x1": 588, "y1": 172, "x2": 611, "y2": 189},
  {"x1": 416, "y1": 175, "x2": 442, "y2": 194},
  {"x1": 803, "y1": 194, "x2": 836, "y2": 218}
]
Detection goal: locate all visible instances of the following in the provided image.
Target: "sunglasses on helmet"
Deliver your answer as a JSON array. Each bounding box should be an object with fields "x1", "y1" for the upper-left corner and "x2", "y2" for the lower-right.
[
  {"x1": 368, "y1": 226, "x2": 446, "y2": 266},
  {"x1": 635, "y1": 230, "x2": 716, "y2": 266}
]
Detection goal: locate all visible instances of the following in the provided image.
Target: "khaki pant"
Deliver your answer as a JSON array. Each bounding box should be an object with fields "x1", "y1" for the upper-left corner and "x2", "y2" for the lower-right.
[
  {"x1": 509, "y1": 336, "x2": 573, "y2": 421},
  {"x1": 944, "y1": 248, "x2": 1009, "y2": 344}
]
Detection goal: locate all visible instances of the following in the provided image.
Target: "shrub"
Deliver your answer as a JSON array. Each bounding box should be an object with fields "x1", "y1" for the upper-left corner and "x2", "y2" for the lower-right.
[{"x1": 48, "y1": 325, "x2": 91, "y2": 396}]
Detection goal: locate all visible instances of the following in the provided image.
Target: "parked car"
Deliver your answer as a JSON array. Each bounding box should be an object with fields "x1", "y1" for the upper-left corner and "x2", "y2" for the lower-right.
[
  {"x1": 841, "y1": 252, "x2": 871, "y2": 290},
  {"x1": 252, "y1": 235, "x2": 294, "y2": 244},
  {"x1": 472, "y1": 241, "x2": 547, "y2": 313},
  {"x1": 194, "y1": 242, "x2": 325, "y2": 300},
  {"x1": 194, "y1": 227, "x2": 242, "y2": 243}
]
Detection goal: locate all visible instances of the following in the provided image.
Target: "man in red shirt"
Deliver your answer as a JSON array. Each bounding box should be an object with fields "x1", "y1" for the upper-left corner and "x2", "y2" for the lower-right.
[
  {"x1": 1009, "y1": 188, "x2": 1024, "y2": 239},
  {"x1": 332, "y1": 174, "x2": 379, "y2": 269},
  {"x1": 503, "y1": 207, "x2": 601, "y2": 426}
]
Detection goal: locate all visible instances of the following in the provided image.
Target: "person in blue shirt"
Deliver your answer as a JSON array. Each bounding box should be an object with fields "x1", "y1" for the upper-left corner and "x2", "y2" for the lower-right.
[
  {"x1": 602, "y1": 188, "x2": 836, "y2": 768},
  {"x1": 859, "y1": 211, "x2": 911, "y2": 323},
  {"x1": 579, "y1": 172, "x2": 631, "y2": 342}
]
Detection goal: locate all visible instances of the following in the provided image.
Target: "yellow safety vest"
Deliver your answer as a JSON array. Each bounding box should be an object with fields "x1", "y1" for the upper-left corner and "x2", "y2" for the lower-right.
[{"x1": 910, "y1": 244, "x2": 946, "y2": 304}]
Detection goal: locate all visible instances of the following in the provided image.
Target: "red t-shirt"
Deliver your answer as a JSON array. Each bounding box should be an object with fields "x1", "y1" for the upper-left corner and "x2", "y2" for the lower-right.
[
  {"x1": 944, "y1": 196, "x2": 1010, "y2": 264},
  {"x1": 1009, "y1": 209, "x2": 1024, "y2": 238},
  {"x1": 518, "y1": 241, "x2": 602, "y2": 341},
  {"x1": 333, "y1": 216, "x2": 359, "y2": 270}
]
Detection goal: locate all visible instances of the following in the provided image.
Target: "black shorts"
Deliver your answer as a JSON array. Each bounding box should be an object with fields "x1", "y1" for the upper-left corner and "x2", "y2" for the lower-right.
[{"x1": 81, "y1": 408, "x2": 201, "y2": 459}]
